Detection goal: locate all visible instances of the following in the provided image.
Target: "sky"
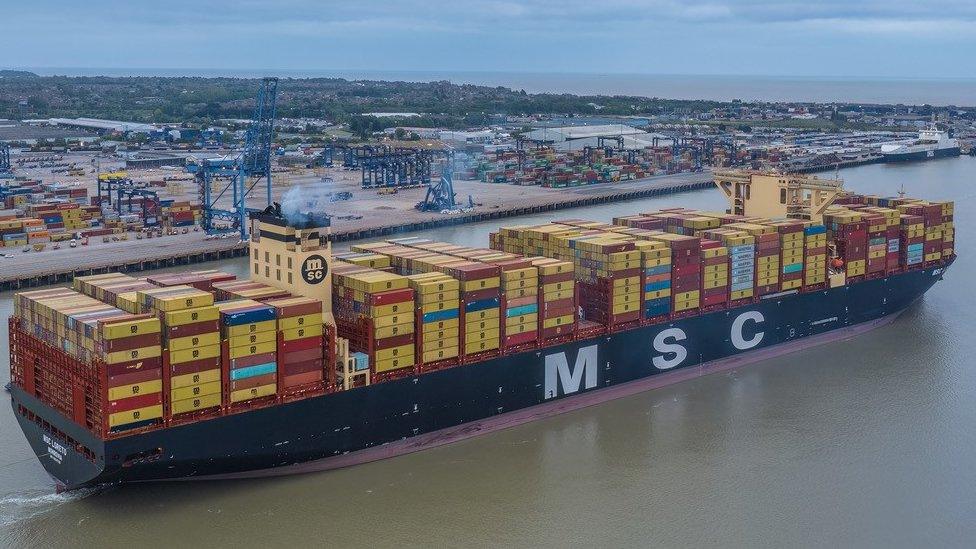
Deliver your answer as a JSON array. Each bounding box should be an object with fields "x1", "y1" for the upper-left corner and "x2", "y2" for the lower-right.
[{"x1": 5, "y1": 0, "x2": 976, "y2": 78}]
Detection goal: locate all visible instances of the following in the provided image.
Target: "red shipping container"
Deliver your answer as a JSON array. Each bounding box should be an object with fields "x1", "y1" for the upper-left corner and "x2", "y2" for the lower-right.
[
  {"x1": 227, "y1": 351, "x2": 277, "y2": 369},
  {"x1": 281, "y1": 370, "x2": 323, "y2": 388},
  {"x1": 165, "y1": 319, "x2": 220, "y2": 339},
  {"x1": 281, "y1": 347, "x2": 322, "y2": 364},
  {"x1": 100, "y1": 332, "x2": 161, "y2": 353},
  {"x1": 170, "y1": 356, "x2": 221, "y2": 376},
  {"x1": 374, "y1": 333, "x2": 412, "y2": 350},
  {"x1": 107, "y1": 392, "x2": 163, "y2": 413},
  {"x1": 108, "y1": 367, "x2": 162, "y2": 388},
  {"x1": 280, "y1": 358, "x2": 323, "y2": 375},
  {"x1": 368, "y1": 288, "x2": 414, "y2": 306},
  {"x1": 463, "y1": 287, "x2": 501, "y2": 302},
  {"x1": 231, "y1": 372, "x2": 277, "y2": 391},
  {"x1": 504, "y1": 331, "x2": 537, "y2": 347},
  {"x1": 673, "y1": 262, "x2": 701, "y2": 277},
  {"x1": 105, "y1": 356, "x2": 163, "y2": 377}
]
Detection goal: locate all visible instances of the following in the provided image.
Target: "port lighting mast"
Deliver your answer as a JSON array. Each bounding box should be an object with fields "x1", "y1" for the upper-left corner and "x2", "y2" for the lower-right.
[{"x1": 199, "y1": 77, "x2": 279, "y2": 239}]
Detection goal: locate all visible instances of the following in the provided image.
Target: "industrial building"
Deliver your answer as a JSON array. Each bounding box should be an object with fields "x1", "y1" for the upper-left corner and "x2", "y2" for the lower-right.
[
  {"x1": 48, "y1": 117, "x2": 158, "y2": 135},
  {"x1": 522, "y1": 124, "x2": 672, "y2": 152}
]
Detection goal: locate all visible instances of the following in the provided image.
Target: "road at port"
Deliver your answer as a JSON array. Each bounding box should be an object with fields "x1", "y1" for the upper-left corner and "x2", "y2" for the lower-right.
[{"x1": 2, "y1": 158, "x2": 975, "y2": 546}]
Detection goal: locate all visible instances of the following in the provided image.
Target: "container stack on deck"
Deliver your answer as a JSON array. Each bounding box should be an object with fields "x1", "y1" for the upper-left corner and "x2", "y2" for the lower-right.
[
  {"x1": 266, "y1": 297, "x2": 325, "y2": 390},
  {"x1": 802, "y1": 225, "x2": 827, "y2": 289},
  {"x1": 406, "y1": 272, "x2": 460, "y2": 368},
  {"x1": 699, "y1": 239, "x2": 730, "y2": 310},
  {"x1": 332, "y1": 263, "x2": 416, "y2": 379},
  {"x1": 146, "y1": 270, "x2": 237, "y2": 292},
  {"x1": 635, "y1": 240, "x2": 671, "y2": 319},
  {"x1": 218, "y1": 299, "x2": 279, "y2": 404},
  {"x1": 73, "y1": 273, "x2": 157, "y2": 313},
  {"x1": 767, "y1": 220, "x2": 805, "y2": 291},
  {"x1": 212, "y1": 279, "x2": 290, "y2": 302},
  {"x1": 824, "y1": 210, "x2": 868, "y2": 278},
  {"x1": 14, "y1": 288, "x2": 165, "y2": 432},
  {"x1": 138, "y1": 286, "x2": 222, "y2": 418}
]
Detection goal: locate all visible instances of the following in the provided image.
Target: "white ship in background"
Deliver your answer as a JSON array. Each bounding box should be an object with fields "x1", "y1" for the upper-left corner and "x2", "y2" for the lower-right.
[{"x1": 881, "y1": 126, "x2": 960, "y2": 162}]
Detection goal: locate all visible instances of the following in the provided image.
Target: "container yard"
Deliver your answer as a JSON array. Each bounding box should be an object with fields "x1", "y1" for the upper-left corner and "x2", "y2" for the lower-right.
[{"x1": 6, "y1": 169, "x2": 956, "y2": 490}]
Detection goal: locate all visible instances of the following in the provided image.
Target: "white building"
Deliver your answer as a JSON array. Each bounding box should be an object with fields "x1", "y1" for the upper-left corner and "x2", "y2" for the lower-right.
[{"x1": 439, "y1": 129, "x2": 495, "y2": 144}]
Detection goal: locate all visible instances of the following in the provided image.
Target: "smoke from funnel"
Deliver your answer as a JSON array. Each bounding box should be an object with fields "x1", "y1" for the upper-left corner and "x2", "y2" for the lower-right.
[{"x1": 280, "y1": 179, "x2": 331, "y2": 226}]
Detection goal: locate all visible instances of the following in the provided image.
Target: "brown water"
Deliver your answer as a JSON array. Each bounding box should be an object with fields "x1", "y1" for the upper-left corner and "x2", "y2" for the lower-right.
[{"x1": 2, "y1": 157, "x2": 975, "y2": 547}]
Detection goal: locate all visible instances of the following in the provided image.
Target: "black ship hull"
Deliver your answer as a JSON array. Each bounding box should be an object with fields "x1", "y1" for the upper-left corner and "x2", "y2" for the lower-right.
[
  {"x1": 883, "y1": 147, "x2": 961, "y2": 163},
  {"x1": 10, "y1": 263, "x2": 950, "y2": 490}
]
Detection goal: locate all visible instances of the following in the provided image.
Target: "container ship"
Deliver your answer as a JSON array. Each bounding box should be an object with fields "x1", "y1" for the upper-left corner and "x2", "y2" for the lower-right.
[
  {"x1": 881, "y1": 127, "x2": 961, "y2": 162},
  {"x1": 7, "y1": 171, "x2": 956, "y2": 491}
]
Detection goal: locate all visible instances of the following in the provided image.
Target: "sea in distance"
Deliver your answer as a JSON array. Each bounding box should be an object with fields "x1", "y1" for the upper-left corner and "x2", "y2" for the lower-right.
[
  {"x1": 1, "y1": 156, "x2": 976, "y2": 547},
  {"x1": 17, "y1": 68, "x2": 976, "y2": 106}
]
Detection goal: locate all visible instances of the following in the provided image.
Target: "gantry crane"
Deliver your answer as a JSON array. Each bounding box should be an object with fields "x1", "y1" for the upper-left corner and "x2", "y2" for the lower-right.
[{"x1": 198, "y1": 77, "x2": 278, "y2": 239}]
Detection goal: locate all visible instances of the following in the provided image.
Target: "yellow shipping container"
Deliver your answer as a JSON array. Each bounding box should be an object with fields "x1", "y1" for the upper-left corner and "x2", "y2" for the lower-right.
[
  {"x1": 505, "y1": 313, "x2": 538, "y2": 327},
  {"x1": 171, "y1": 368, "x2": 221, "y2": 389},
  {"x1": 229, "y1": 341, "x2": 276, "y2": 359},
  {"x1": 281, "y1": 324, "x2": 323, "y2": 341},
  {"x1": 423, "y1": 347, "x2": 459, "y2": 363},
  {"x1": 172, "y1": 393, "x2": 222, "y2": 414},
  {"x1": 645, "y1": 289, "x2": 671, "y2": 300},
  {"x1": 109, "y1": 404, "x2": 163, "y2": 427},
  {"x1": 226, "y1": 320, "x2": 277, "y2": 337},
  {"x1": 730, "y1": 289, "x2": 754, "y2": 300},
  {"x1": 228, "y1": 330, "x2": 276, "y2": 347},
  {"x1": 674, "y1": 290, "x2": 700, "y2": 302},
  {"x1": 674, "y1": 299, "x2": 700, "y2": 312},
  {"x1": 461, "y1": 277, "x2": 500, "y2": 292},
  {"x1": 612, "y1": 301, "x2": 640, "y2": 314},
  {"x1": 543, "y1": 314, "x2": 574, "y2": 329},
  {"x1": 103, "y1": 345, "x2": 162, "y2": 365},
  {"x1": 506, "y1": 323, "x2": 536, "y2": 335},
  {"x1": 107, "y1": 379, "x2": 162, "y2": 401},
  {"x1": 163, "y1": 306, "x2": 219, "y2": 327},
  {"x1": 372, "y1": 312, "x2": 414, "y2": 329},
  {"x1": 374, "y1": 323, "x2": 415, "y2": 339},
  {"x1": 230, "y1": 383, "x2": 277, "y2": 403},
  {"x1": 466, "y1": 328, "x2": 500, "y2": 343},
  {"x1": 781, "y1": 279, "x2": 803, "y2": 290},
  {"x1": 375, "y1": 344, "x2": 414, "y2": 363},
  {"x1": 169, "y1": 344, "x2": 221, "y2": 364},
  {"x1": 464, "y1": 339, "x2": 499, "y2": 353},
  {"x1": 375, "y1": 355, "x2": 414, "y2": 372},
  {"x1": 101, "y1": 317, "x2": 161, "y2": 340},
  {"x1": 465, "y1": 308, "x2": 499, "y2": 322},
  {"x1": 171, "y1": 381, "x2": 222, "y2": 402},
  {"x1": 421, "y1": 326, "x2": 459, "y2": 342},
  {"x1": 168, "y1": 332, "x2": 220, "y2": 352},
  {"x1": 421, "y1": 318, "x2": 459, "y2": 331},
  {"x1": 277, "y1": 313, "x2": 323, "y2": 330},
  {"x1": 421, "y1": 300, "x2": 460, "y2": 313}
]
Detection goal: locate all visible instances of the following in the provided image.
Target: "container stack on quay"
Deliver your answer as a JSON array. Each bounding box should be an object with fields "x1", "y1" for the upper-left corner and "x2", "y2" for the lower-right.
[
  {"x1": 0, "y1": 180, "x2": 104, "y2": 246},
  {"x1": 160, "y1": 200, "x2": 202, "y2": 229},
  {"x1": 462, "y1": 145, "x2": 693, "y2": 187}
]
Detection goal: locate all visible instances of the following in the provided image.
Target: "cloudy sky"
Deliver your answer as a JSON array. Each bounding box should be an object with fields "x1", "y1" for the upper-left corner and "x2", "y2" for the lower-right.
[{"x1": 5, "y1": 0, "x2": 976, "y2": 77}]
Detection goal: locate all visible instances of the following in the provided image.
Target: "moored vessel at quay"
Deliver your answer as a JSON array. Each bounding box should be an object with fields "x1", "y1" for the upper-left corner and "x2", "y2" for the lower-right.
[{"x1": 8, "y1": 171, "x2": 956, "y2": 491}]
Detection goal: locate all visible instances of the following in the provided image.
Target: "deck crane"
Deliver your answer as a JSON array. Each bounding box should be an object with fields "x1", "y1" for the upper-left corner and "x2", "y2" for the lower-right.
[{"x1": 198, "y1": 77, "x2": 278, "y2": 239}]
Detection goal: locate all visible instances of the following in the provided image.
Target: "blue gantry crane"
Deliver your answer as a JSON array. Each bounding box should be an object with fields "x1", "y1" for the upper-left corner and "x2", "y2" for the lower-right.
[
  {"x1": 198, "y1": 77, "x2": 278, "y2": 239},
  {"x1": 0, "y1": 142, "x2": 11, "y2": 175}
]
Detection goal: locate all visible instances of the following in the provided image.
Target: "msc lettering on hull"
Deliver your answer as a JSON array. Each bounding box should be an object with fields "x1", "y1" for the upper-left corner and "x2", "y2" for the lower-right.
[
  {"x1": 544, "y1": 345, "x2": 598, "y2": 399},
  {"x1": 542, "y1": 311, "x2": 768, "y2": 398},
  {"x1": 651, "y1": 310, "x2": 766, "y2": 370}
]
